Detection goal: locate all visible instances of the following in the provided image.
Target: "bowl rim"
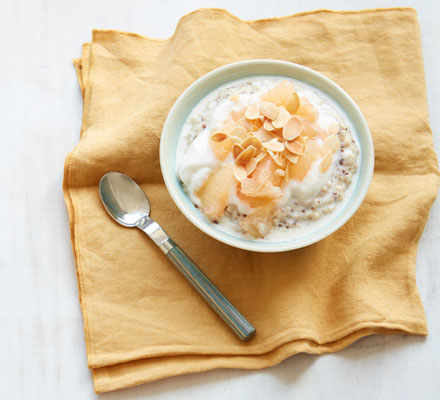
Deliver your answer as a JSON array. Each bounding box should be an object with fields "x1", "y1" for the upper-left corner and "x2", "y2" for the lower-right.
[{"x1": 160, "y1": 59, "x2": 374, "y2": 252}]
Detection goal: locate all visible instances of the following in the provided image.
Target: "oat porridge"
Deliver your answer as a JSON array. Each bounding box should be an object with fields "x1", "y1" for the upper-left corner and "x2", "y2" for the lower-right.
[{"x1": 176, "y1": 77, "x2": 359, "y2": 240}]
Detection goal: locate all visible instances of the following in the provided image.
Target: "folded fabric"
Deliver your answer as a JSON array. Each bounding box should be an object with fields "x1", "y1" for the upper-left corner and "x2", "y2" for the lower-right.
[{"x1": 64, "y1": 8, "x2": 439, "y2": 393}]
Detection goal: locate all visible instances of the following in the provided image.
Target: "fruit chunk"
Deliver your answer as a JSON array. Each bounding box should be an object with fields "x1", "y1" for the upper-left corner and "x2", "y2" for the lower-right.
[
  {"x1": 240, "y1": 157, "x2": 283, "y2": 200},
  {"x1": 209, "y1": 134, "x2": 232, "y2": 161},
  {"x1": 289, "y1": 139, "x2": 321, "y2": 181},
  {"x1": 240, "y1": 204, "x2": 276, "y2": 238},
  {"x1": 261, "y1": 80, "x2": 295, "y2": 106},
  {"x1": 296, "y1": 98, "x2": 318, "y2": 122},
  {"x1": 197, "y1": 165, "x2": 234, "y2": 219}
]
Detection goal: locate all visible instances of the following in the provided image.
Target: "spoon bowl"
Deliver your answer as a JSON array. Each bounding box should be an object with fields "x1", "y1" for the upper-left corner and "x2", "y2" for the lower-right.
[
  {"x1": 98, "y1": 172, "x2": 256, "y2": 341},
  {"x1": 99, "y1": 172, "x2": 150, "y2": 227}
]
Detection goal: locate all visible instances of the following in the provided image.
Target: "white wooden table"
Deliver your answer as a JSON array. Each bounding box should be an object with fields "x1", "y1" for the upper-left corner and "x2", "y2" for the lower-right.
[{"x1": 1, "y1": 1, "x2": 439, "y2": 398}]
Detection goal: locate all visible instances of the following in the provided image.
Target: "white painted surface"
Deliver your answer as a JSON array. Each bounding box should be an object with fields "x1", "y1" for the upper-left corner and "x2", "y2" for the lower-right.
[{"x1": 0, "y1": 0, "x2": 439, "y2": 398}]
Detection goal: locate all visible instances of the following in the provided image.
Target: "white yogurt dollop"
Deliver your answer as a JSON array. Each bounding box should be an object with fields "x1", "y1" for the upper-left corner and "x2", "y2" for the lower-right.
[
  {"x1": 178, "y1": 132, "x2": 218, "y2": 205},
  {"x1": 282, "y1": 157, "x2": 335, "y2": 204},
  {"x1": 176, "y1": 76, "x2": 359, "y2": 241}
]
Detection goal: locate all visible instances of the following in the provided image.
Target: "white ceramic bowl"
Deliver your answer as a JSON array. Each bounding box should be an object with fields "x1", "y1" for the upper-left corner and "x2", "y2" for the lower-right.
[{"x1": 160, "y1": 60, "x2": 374, "y2": 252}]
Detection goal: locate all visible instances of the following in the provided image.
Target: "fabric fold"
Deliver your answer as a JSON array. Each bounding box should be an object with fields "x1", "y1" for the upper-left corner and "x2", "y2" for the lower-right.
[{"x1": 64, "y1": 8, "x2": 439, "y2": 393}]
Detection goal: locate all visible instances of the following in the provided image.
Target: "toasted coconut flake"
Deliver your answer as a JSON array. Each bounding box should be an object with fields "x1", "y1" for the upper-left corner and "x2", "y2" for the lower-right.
[
  {"x1": 285, "y1": 91, "x2": 300, "y2": 114},
  {"x1": 245, "y1": 158, "x2": 258, "y2": 176},
  {"x1": 233, "y1": 143, "x2": 244, "y2": 159},
  {"x1": 244, "y1": 102, "x2": 260, "y2": 120},
  {"x1": 284, "y1": 151, "x2": 299, "y2": 164},
  {"x1": 262, "y1": 138, "x2": 285, "y2": 153},
  {"x1": 210, "y1": 132, "x2": 228, "y2": 142},
  {"x1": 236, "y1": 145, "x2": 257, "y2": 165},
  {"x1": 283, "y1": 116, "x2": 303, "y2": 141},
  {"x1": 255, "y1": 151, "x2": 267, "y2": 164},
  {"x1": 263, "y1": 119, "x2": 275, "y2": 131},
  {"x1": 272, "y1": 107, "x2": 291, "y2": 129},
  {"x1": 233, "y1": 164, "x2": 247, "y2": 182},
  {"x1": 319, "y1": 151, "x2": 333, "y2": 173},
  {"x1": 260, "y1": 102, "x2": 279, "y2": 120},
  {"x1": 231, "y1": 125, "x2": 247, "y2": 140},
  {"x1": 254, "y1": 128, "x2": 274, "y2": 142},
  {"x1": 323, "y1": 135, "x2": 340, "y2": 154},
  {"x1": 267, "y1": 149, "x2": 285, "y2": 167},
  {"x1": 241, "y1": 136, "x2": 262, "y2": 151},
  {"x1": 274, "y1": 169, "x2": 285, "y2": 177},
  {"x1": 285, "y1": 139, "x2": 304, "y2": 155}
]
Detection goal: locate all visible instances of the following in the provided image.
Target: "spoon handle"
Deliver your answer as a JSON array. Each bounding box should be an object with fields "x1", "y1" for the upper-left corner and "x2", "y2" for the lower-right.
[{"x1": 165, "y1": 240, "x2": 256, "y2": 342}]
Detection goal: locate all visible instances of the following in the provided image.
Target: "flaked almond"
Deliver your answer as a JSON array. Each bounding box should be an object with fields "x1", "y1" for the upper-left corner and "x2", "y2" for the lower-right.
[
  {"x1": 241, "y1": 136, "x2": 262, "y2": 151},
  {"x1": 231, "y1": 125, "x2": 247, "y2": 140},
  {"x1": 319, "y1": 151, "x2": 333, "y2": 173},
  {"x1": 263, "y1": 119, "x2": 275, "y2": 131},
  {"x1": 285, "y1": 91, "x2": 300, "y2": 114},
  {"x1": 233, "y1": 143, "x2": 244, "y2": 159},
  {"x1": 295, "y1": 135, "x2": 307, "y2": 147},
  {"x1": 254, "y1": 128, "x2": 274, "y2": 142},
  {"x1": 285, "y1": 139, "x2": 304, "y2": 155},
  {"x1": 245, "y1": 157, "x2": 258, "y2": 176},
  {"x1": 232, "y1": 109, "x2": 244, "y2": 122},
  {"x1": 284, "y1": 151, "x2": 299, "y2": 164},
  {"x1": 260, "y1": 102, "x2": 279, "y2": 120},
  {"x1": 236, "y1": 145, "x2": 257, "y2": 165},
  {"x1": 323, "y1": 135, "x2": 340, "y2": 153},
  {"x1": 274, "y1": 168, "x2": 285, "y2": 177},
  {"x1": 262, "y1": 138, "x2": 285, "y2": 153},
  {"x1": 255, "y1": 151, "x2": 267, "y2": 164},
  {"x1": 272, "y1": 107, "x2": 291, "y2": 129},
  {"x1": 238, "y1": 118, "x2": 253, "y2": 131},
  {"x1": 267, "y1": 149, "x2": 285, "y2": 167},
  {"x1": 283, "y1": 116, "x2": 303, "y2": 141},
  {"x1": 244, "y1": 102, "x2": 260, "y2": 120},
  {"x1": 233, "y1": 164, "x2": 247, "y2": 182},
  {"x1": 229, "y1": 135, "x2": 242, "y2": 145},
  {"x1": 210, "y1": 132, "x2": 228, "y2": 142}
]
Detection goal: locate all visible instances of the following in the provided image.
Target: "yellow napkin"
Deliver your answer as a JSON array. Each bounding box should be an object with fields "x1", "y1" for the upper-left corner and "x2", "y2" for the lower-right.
[{"x1": 65, "y1": 8, "x2": 439, "y2": 393}]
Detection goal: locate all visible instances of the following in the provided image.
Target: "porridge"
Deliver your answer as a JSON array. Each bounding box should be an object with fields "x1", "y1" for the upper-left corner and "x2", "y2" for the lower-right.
[{"x1": 176, "y1": 77, "x2": 359, "y2": 240}]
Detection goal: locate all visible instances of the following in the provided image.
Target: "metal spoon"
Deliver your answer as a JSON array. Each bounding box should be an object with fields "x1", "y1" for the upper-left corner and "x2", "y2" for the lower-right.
[{"x1": 99, "y1": 171, "x2": 256, "y2": 341}]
